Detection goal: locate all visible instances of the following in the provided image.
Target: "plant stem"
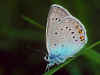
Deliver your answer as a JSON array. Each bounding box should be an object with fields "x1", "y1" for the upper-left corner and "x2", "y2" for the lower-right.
[{"x1": 22, "y1": 15, "x2": 45, "y2": 30}]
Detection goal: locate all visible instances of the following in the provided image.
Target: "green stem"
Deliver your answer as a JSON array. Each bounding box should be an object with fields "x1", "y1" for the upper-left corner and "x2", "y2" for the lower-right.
[
  {"x1": 84, "y1": 49, "x2": 100, "y2": 64},
  {"x1": 83, "y1": 41, "x2": 100, "y2": 64},
  {"x1": 86, "y1": 41, "x2": 100, "y2": 50},
  {"x1": 22, "y1": 15, "x2": 45, "y2": 30}
]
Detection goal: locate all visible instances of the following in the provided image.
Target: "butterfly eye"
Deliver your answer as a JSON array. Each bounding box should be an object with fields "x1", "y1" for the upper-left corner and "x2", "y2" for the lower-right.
[{"x1": 46, "y1": 56, "x2": 48, "y2": 59}]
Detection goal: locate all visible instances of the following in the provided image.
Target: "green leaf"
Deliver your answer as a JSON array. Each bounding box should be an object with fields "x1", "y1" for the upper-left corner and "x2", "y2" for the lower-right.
[
  {"x1": 84, "y1": 49, "x2": 100, "y2": 64},
  {"x1": 68, "y1": 62, "x2": 82, "y2": 75}
]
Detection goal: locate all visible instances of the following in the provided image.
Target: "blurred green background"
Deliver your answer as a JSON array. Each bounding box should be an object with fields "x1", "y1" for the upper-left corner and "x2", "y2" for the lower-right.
[{"x1": 0, "y1": 0, "x2": 100, "y2": 75}]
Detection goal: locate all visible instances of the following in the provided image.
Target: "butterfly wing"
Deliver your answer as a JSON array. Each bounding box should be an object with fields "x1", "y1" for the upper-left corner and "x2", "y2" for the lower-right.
[
  {"x1": 60, "y1": 16, "x2": 88, "y2": 57},
  {"x1": 45, "y1": 4, "x2": 88, "y2": 67},
  {"x1": 46, "y1": 4, "x2": 71, "y2": 53}
]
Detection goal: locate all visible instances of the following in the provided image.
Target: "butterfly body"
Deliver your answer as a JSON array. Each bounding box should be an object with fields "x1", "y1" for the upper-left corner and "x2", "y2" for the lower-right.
[{"x1": 45, "y1": 4, "x2": 88, "y2": 68}]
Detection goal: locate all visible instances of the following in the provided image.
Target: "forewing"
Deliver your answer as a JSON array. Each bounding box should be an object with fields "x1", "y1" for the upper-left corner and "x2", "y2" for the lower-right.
[{"x1": 46, "y1": 4, "x2": 71, "y2": 53}]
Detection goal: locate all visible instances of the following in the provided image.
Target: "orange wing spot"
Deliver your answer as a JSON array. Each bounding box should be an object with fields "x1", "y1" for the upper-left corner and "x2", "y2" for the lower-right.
[
  {"x1": 80, "y1": 36, "x2": 85, "y2": 41},
  {"x1": 72, "y1": 21, "x2": 79, "y2": 29},
  {"x1": 78, "y1": 29, "x2": 83, "y2": 34},
  {"x1": 72, "y1": 21, "x2": 78, "y2": 25},
  {"x1": 75, "y1": 25, "x2": 79, "y2": 29}
]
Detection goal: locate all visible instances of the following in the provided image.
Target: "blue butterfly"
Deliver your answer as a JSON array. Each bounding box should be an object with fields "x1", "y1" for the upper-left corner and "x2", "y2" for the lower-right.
[{"x1": 45, "y1": 4, "x2": 88, "y2": 69}]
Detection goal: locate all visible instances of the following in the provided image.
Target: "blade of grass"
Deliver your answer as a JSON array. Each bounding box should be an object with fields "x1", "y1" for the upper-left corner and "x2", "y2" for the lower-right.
[
  {"x1": 77, "y1": 41, "x2": 100, "y2": 64},
  {"x1": 22, "y1": 15, "x2": 45, "y2": 30},
  {"x1": 86, "y1": 41, "x2": 100, "y2": 50},
  {"x1": 77, "y1": 41, "x2": 100, "y2": 56},
  {"x1": 83, "y1": 49, "x2": 100, "y2": 64},
  {"x1": 69, "y1": 62, "x2": 82, "y2": 75}
]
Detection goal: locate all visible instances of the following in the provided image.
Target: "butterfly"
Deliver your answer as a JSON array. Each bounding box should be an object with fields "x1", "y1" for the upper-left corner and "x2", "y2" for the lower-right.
[{"x1": 44, "y1": 4, "x2": 88, "y2": 69}]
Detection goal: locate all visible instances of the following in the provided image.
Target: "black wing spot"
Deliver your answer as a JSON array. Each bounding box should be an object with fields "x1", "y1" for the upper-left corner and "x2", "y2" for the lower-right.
[
  {"x1": 71, "y1": 32, "x2": 74, "y2": 34},
  {"x1": 55, "y1": 18, "x2": 61, "y2": 22},
  {"x1": 54, "y1": 32, "x2": 58, "y2": 35},
  {"x1": 54, "y1": 43, "x2": 56, "y2": 46},
  {"x1": 73, "y1": 36, "x2": 75, "y2": 38},
  {"x1": 61, "y1": 28, "x2": 63, "y2": 31},
  {"x1": 65, "y1": 27, "x2": 68, "y2": 29},
  {"x1": 75, "y1": 40, "x2": 78, "y2": 42},
  {"x1": 56, "y1": 18, "x2": 58, "y2": 20},
  {"x1": 69, "y1": 28, "x2": 72, "y2": 31},
  {"x1": 61, "y1": 44, "x2": 64, "y2": 47}
]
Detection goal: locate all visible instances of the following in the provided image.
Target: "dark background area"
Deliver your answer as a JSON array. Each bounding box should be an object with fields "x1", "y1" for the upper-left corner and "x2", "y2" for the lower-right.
[{"x1": 0, "y1": 0, "x2": 100, "y2": 75}]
